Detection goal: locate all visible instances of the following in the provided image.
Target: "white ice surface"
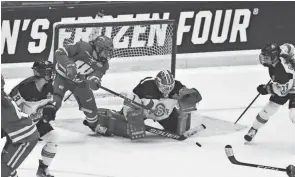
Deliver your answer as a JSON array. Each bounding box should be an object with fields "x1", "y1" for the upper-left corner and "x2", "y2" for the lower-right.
[{"x1": 1, "y1": 65, "x2": 294, "y2": 177}]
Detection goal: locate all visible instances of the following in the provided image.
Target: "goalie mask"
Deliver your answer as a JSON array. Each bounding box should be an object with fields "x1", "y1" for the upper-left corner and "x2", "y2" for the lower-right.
[
  {"x1": 89, "y1": 34, "x2": 114, "y2": 63},
  {"x1": 259, "y1": 42, "x2": 281, "y2": 67},
  {"x1": 32, "y1": 60, "x2": 55, "y2": 81},
  {"x1": 155, "y1": 70, "x2": 175, "y2": 98}
]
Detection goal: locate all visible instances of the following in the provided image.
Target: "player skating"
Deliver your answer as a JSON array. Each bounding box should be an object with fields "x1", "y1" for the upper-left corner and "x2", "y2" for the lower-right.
[
  {"x1": 244, "y1": 42, "x2": 295, "y2": 142},
  {"x1": 9, "y1": 60, "x2": 58, "y2": 177},
  {"x1": 1, "y1": 74, "x2": 40, "y2": 177},
  {"x1": 52, "y1": 31, "x2": 114, "y2": 134},
  {"x1": 91, "y1": 70, "x2": 202, "y2": 139}
]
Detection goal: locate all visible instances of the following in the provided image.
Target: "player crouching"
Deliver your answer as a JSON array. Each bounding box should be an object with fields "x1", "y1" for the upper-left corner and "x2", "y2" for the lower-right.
[
  {"x1": 92, "y1": 70, "x2": 202, "y2": 139},
  {"x1": 244, "y1": 42, "x2": 295, "y2": 143},
  {"x1": 9, "y1": 60, "x2": 58, "y2": 177}
]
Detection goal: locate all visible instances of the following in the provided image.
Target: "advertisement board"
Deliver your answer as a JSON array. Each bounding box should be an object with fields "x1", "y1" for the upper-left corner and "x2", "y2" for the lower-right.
[{"x1": 2, "y1": 2, "x2": 295, "y2": 63}]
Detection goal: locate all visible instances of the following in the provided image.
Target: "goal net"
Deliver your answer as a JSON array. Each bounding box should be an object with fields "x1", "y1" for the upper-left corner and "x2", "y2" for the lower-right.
[{"x1": 51, "y1": 19, "x2": 177, "y2": 75}]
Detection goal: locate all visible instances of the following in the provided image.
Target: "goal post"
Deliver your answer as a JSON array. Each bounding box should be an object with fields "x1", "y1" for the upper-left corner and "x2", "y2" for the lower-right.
[{"x1": 52, "y1": 19, "x2": 177, "y2": 76}]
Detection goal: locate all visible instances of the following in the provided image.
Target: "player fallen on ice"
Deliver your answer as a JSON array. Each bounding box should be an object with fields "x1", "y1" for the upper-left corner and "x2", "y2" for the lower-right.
[
  {"x1": 52, "y1": 30, "x2": 114, "y2": 134},
  {"x1": 9, "y1": 60, "x2": 58, "y2": 177},
  {"x1": 92, "y1": 70, "x2": 202, "y2": 139},
  {"x1": 2, "y1": 74, "x2": 40, "y2": 177},
  {"x1": 244, "y1": 42, "x2": 295, "y2": 142}
]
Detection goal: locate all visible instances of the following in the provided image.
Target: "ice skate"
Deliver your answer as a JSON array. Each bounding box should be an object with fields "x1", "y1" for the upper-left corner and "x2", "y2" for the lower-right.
[
  {"x1": 36, "y1": 160, "x2": 54, "y2": 177},
  {"x1": 244, "y1": 127, "x2": 258, "y2": 142}
]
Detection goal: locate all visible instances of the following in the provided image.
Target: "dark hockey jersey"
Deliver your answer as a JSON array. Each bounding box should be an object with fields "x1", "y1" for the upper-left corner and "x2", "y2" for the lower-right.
[
  {"x1": 269, "y1": 57, "x2": 295, "y2": 96},
  {"x1": 54, "y1": 40, "x2": 109, "y2": 82},
  {"x1": 9, "y1": 76, "x2": 54, "y2": 116}
]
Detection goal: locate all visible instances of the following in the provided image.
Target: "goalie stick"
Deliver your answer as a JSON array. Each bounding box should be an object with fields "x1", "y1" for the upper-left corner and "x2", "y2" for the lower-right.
[
  {"x1": 224, "y1": 145, "x2": 287, "y2": 172},
  {"x1": 145, "y1": 124, "x2": 206, "y2": 141}
]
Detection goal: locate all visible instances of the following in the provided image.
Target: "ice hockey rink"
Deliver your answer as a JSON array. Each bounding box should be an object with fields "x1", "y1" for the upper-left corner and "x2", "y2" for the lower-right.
[{"x1": 1, "y1": 64, "x2": 294, "y2": 177}]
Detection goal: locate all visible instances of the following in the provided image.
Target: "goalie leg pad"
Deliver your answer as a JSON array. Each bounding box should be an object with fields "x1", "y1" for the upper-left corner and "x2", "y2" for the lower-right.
[
  {"x1": 97, "y1": 108, "x2": 146, "y2": 139},
  {"x1": 158, "y1": 108, "x2": 191, "y2": 135},
  {"x1": 124, "y1": 109, "x2": 146, "y2": 140},
  {"x1": 177, "y1": 112, "x2": 191, "y2": 135}
]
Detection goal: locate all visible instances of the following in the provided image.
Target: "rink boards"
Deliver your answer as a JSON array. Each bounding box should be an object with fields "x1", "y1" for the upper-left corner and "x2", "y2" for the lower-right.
[{"x1": 1, "y1": 50, "x2": 260, "y2": 79}]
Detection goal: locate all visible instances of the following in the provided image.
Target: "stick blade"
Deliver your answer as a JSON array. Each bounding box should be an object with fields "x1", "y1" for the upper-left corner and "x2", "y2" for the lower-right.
[
  {"x1": 225, "y1": 145, "x2": 238, "y2": 164},
  {"x1": 225, "y1": 145, "x2": 233, "y2": 157}
]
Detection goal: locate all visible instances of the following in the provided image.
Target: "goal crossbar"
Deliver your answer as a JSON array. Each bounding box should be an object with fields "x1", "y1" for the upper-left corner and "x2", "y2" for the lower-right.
[{"x1": 53, "y1": 19, "x2": 177, "y2": 75}]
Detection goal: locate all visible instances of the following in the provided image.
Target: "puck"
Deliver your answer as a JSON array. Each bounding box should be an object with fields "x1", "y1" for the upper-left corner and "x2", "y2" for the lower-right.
[{"x1": 196, "y1": 142, "x2": 202, "y2": 147}]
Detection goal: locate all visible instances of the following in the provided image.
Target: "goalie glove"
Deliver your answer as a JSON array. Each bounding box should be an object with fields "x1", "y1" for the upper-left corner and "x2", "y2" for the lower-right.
[{"x1": 177, "y1": 87, "x2": 202, "y2": 112}]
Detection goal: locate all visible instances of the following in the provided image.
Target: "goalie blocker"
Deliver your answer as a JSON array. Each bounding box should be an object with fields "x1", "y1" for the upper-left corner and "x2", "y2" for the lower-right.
[{"x1": 94, "y1": 70, "x2": 202, "y2": 139}]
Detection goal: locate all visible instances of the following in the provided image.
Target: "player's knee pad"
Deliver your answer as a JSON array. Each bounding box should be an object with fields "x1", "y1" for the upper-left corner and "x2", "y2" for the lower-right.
[
  {"x1": 42, "y1": 131, "x2": 58, "y2": 156},
  {"x1": 289, "y1": 108, "x2": 295, "y2": 124},
  {"x1": 41, "y1": 130, "x2": 59, "y2": 145},
  {"x1": 257, "y1": 101, "x2": 280, "y2": 123},
  {"x1": 43, "y1": 142, "x2": 58, "y2": 154}
]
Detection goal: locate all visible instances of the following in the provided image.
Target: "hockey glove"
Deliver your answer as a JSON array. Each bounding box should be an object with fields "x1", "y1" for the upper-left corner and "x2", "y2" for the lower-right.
[
  {"x1": 287, "y1": 165, "x2": 295, "y2": 177},
  {"x1": 178, "y1": 88, "x2": 202, "y2": 112},
  {"x1": 87, "y1": 76, "x2": 101, "y2": 90},
  {"x1": 65, "y1": 63, "x2": 77, "y2": 80},
  {"x1": 42, "y1": 104, "x2": 57, "y2": 122},
  {"x1": 257, "y1": 84, "x2": 273, "y2": 95}
]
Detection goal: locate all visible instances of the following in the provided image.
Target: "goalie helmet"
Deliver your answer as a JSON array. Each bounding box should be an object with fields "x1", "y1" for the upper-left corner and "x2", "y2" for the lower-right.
[
  {"x1": 89, "y1": 33, "x2": 114, "y2": 63},
  {"x1": 155, "y1": 70, "x2": 175, "y2": 98},
  {"x1": 32, "y1": 60, "x2": 55, "y2": 81},
  {"x1": 259, "y1": 42, "x2": 281, "y2": 67}
]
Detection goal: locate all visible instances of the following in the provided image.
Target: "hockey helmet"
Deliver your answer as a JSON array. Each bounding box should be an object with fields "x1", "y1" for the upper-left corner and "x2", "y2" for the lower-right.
[
  {"x1": 259, "y1": 42, "x2": 281, "y2": 66},
  {"x1": 89, "y1": 34, "x2": 114, "y2": 63},
  {"x1": 155, "y1": 70, "x2": 175, "y2": 98},
  {"x1": 32, "y1": 60, "x2": 55, "y2": 81}
]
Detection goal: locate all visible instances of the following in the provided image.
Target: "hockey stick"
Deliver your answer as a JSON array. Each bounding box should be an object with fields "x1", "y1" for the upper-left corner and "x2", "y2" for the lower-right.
[
  {"x1": 100, "y1": 86, "x2": 152, "y2": 110},
  {"x1": 234, "y1": 80, "x2": 272, "y2": 124},
  {"x1": 225, "y1": 145, "x2": 287, "y2": 172},
  {"x1": 99, "y1": 86, "x2": 206, "y2": 142},
  {"x1": 145, "y1": 124, "x2": 206, "y2": 141}
]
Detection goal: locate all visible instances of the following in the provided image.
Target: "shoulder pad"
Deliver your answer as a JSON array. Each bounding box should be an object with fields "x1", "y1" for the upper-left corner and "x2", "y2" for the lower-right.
[
  {"x1": 77, "y1": 40, "x2": 93, "y2": 53},
  {"x1": 9, "y1": 76, "x2": 35, "y2": 95},
  {"x1": 139, "y1": 77, "x2": 153, "y2": 84}
]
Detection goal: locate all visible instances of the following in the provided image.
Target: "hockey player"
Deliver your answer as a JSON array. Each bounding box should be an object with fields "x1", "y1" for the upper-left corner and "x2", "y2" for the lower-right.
[
  {"x1": 95, "y1": 69, "x2": 202, "y2": 139},
  {"x1": 9, "y1": 60, "x2": 58, "y2": 177},
  {"x1": 1, "y1": 74, "x2": 40, "y2": 177},
  {"x1": 244, "y1": 42, "x2": 295, "y2": 142},
  {"x1": 52, "y1": 33, "x2": 114, "y2": 134}
]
